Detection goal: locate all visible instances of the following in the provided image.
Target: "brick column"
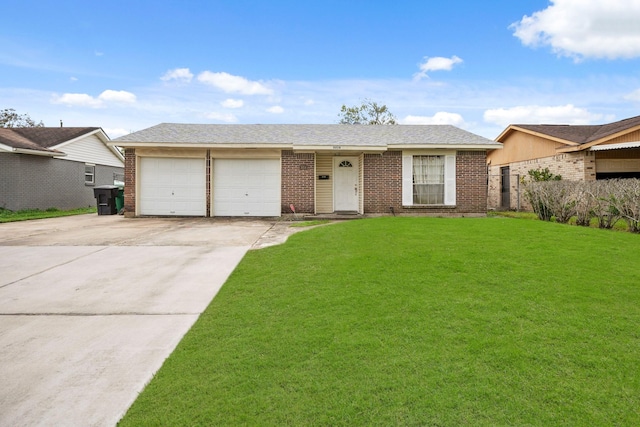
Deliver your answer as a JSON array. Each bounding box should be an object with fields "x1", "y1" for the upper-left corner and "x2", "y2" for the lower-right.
[
  {"x1": 123, "y1": 148, "x2": 136, "y2": 217},
  {"x1": 363, "y1": 151, "x2": 402, "y2": 213},
  {"x1": 456, "y1": 151, "x2": 488, "y2": 213},
  {"x1": 281, "y1": 151, "x2": 315, "y2": 213}
]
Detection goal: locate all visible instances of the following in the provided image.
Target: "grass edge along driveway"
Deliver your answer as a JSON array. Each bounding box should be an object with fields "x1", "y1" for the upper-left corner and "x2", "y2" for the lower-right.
[{"x1": 119, "y1": 217, "x2": 640, "y2": 426}]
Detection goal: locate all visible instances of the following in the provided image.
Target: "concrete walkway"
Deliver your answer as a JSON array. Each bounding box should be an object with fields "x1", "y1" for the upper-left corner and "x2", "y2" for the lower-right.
[{"x1": 0, "y1": 214, "x2": 298, "y2": 427}]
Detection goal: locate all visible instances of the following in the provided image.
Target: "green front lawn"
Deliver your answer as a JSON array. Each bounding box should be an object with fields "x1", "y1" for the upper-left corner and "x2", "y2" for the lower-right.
[
  {"x1": 119, "y1": 217, "x2": 640, "y2": 426},
  {"x1": 0, "y1": 206, "x2": 96, "y2": 223}
]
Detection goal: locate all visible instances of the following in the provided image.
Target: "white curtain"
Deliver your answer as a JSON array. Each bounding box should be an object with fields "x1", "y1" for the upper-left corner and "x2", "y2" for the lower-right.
[{"x1": 413, "y1": 156, "x2": 444, "y2": 204}]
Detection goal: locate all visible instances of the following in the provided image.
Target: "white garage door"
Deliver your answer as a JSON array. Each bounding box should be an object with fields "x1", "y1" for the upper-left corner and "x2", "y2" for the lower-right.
[
  {"x1": 139, "y1": 157, "x2": 206, "y2": 216},
  {"x1": 213, "y1": 159, "x2": 281, "y2": 216}
]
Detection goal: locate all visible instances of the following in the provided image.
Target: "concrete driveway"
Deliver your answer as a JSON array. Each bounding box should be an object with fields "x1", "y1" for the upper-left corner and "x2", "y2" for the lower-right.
[{"x1": 0, "y1": 214, "x2": 294, "y2": 426}]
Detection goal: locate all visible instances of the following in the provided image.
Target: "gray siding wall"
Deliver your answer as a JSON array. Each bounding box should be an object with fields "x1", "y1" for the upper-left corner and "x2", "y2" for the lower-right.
[{"x1": 0, "y1": 153, "x2": 123, "y2": 211}]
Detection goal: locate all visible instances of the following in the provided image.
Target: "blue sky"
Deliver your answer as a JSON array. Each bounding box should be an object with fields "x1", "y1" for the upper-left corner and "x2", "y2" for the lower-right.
[{"x1": 3, "y1": 0, "x2": 640, "y2": 139}]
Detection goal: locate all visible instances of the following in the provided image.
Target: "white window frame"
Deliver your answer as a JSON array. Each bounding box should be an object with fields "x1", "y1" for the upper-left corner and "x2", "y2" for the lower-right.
[
  {"x1": 84, "y1": 163, "x2": 95, "y2": 185},
  {"x1": 402, "y1": 151, "x2": 456, "y2": 206}
]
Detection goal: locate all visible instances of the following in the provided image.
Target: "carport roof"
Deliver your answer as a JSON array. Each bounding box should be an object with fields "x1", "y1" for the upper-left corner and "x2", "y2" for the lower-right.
[{"x1": 113, "y1": 123, "x2": 502, "y2": 150}]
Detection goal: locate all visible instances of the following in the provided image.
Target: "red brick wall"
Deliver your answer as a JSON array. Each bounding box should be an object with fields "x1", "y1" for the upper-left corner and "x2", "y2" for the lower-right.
[
  {"x1": 363, "y1": 151, "x2": 402, "y2": 213},
  {"x1": 123, "y1": 148, "x2": 136, "y2": 216},
  {"x1": 281, "y1": 150, "x2": 315, "y2": 214},
  {"x1": 124, "y1": 148, "x2": 487, "y2": 217},
  {"x1": 363, "y1": 150, "x2": 488, "y2": 214},
  {"x1": 455, "y1": 151, "x2": 488, "y2": 213}
]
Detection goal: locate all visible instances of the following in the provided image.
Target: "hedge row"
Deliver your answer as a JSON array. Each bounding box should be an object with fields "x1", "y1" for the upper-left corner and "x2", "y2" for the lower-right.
[{"x1": 524, "y1": 179, "x2": 640, "y2": 232}]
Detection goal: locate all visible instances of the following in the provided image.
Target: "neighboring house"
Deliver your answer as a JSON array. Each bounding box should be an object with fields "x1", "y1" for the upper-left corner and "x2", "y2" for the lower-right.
[
  {"x1": 487, "y1": 115, "x2": 640, "y2": 210},
  {"x1": 111, "y1": 123, "x2": 501, "y2": 218},
  {"x1": 0, "y1": 127, "x2": 124, "y2": 211}
]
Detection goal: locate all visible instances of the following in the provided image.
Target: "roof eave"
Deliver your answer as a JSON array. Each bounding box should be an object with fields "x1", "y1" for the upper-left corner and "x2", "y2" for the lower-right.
[
  {"x1": 110, "y1": 146, "x2": 125, "y2": 162},
  {"x1": 390, "y1": 144, "x2": 502, "y2": 150},
  {"x1": 589, "y1": 123, "x2": 640, "y2": 145},
  {"x1": 108, "y1": 141, "x2": 502, "y2": 151},
  {"x1": 52, "y1": 128, "x2": 107, "y2": 149},
  {"x1": 495, "y1": 126, "x2": 516, "y2": 142},
  {"x1": 61, "y1": 128, "x2": 124, "y2": 163},
  {"x1": 557, "y1": 139, "x2": 638, "y2": 153},
  {"x1": 56, "y1": 128, "x2": 123, "y2": 162},
  {"x1": 108, "y1": 142, "x2": 292, "y2": 149},
  {"x1": 556, "y1": 145, "x2": 582, "y2": 153},
  {"x1": 559, "y1": 124, "x2": 640, "y2": 153},
  {"x1": 292, "y1": 145, "x2": 387, "y2": 152},
  {"x1": 12, "y1": 148, "x2": 66, "y2": 157},
  {"x1": 498, "y1": 125, "x2": 579, "y2": 146}
]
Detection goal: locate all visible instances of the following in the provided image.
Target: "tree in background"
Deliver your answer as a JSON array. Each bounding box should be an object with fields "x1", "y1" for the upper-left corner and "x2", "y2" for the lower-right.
[
  {"x1": 0, "y1": 108, "x2": 44, "y2": 127},
  {"x1": 338, "y1": 99, "x2": 397, "y2": 125}
]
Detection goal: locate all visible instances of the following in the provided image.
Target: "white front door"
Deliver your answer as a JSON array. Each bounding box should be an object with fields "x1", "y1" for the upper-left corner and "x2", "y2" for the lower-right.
[{"x1": 333, "y1": 157, "x2": 359, "y2": 212}]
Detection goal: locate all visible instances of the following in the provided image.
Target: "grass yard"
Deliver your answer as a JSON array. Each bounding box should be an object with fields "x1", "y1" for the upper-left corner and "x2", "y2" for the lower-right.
[
  {"x1": 0, "y1": 206, "x2": 96, "y2": 223},
  {"x1": 119, "y1": 217, "x2": 640, "y2": 426}
]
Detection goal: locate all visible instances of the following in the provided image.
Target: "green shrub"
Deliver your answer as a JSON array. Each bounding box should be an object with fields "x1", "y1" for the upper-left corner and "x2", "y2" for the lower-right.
[{"x1": 527, "y1": 167, "x2": 562, "y2": 182}]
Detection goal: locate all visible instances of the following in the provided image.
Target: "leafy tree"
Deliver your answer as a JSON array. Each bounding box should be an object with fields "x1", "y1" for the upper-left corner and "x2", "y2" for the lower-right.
[
  {"x1": 0, "y1": 108, "x2": 44, "y2": 127},
  {"x1": 338, "y1": 99, "x2": 397, "y2": 125}
]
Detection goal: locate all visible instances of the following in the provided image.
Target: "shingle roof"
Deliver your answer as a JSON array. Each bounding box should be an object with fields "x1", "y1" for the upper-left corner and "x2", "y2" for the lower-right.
[
  {"x1": 114, "y1": 123, "x2": 501, "y2": 148},
  {"x1": 511, "y1": 115, "x2": 640, "y2": 145},
  {"x1": 0, "y1": 127, "x2": 100, "y2": 153}
]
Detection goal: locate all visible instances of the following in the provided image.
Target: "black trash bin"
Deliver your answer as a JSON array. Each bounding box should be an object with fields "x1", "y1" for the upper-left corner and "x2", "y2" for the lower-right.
[{"x1": 93, "y1": 185, "x2": 119, "y2": 215}]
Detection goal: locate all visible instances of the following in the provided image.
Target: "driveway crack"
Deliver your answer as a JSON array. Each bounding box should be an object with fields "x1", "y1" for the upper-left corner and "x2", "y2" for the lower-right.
[{"x1": 0, "y1": 247, "x2": 110, "y2": 289}]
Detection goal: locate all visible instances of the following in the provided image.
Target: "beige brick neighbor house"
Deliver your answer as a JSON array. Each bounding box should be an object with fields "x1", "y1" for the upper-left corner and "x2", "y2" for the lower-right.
[
  {"x1": 487, "y1": 115, "x2": 640, "y2": 210},
  {"x1": 111, "y1": 123, "x2": 502, "y2": 218}
]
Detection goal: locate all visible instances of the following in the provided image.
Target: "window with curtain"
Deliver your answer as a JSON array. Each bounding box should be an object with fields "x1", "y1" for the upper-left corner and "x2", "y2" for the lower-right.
[{"x1": 413, "y1": 155, "x2": 444, "y2": 204}]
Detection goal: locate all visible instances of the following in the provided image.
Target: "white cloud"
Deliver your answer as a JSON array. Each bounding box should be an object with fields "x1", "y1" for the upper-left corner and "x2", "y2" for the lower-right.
[
  {"x1": 205, "y1": 112, "x2": 238, "y2": 123},
  {"x1": 266, "y1": 105, "x2": 284, "y2": 114},
  {"x1": 483, "y1": 104, "x2": 612, "y2": 127},
  {"x1": 402, "y1": 112, "x2": 465, "y2": 126},
  {"x1": 104, "y1": 128, "x2": 130, "y2": 139},
  {"x1": 94, "y1": 51, "x2": 104, "y2": 57},
  {"x1": 98, "y1": 90, "x2": 136, "y2": 103},
  {"x1": 70, "y1": 76, "x2": 78, "y2": 82},
  {"x1": 624, "y1": 89, "x2": 640, "y2": 102},
  {"x1": 197, "y1": 71, "x2": 273, "y2": 95},
  {"x1": 511, "y1": 0, "x2": 640, "y2": 60},
  {"x1": 34, "y1": 72, "x2": 636, "y2": 140},
  {"x1": 414, "y1": 55, "x2": 463, "y2": 80},
  {"x1": 53, "y1": 93, "x2": 102, "y2": 108},
  {"x1": 161, "y1": 68, "x2": 194, "y2": 83},
  {"x1": 221, "y1": 98, "x2": 244, "y2": 108},
  {"x1": 52, "y1": 90, "x2": 136, "y2": 108}
]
